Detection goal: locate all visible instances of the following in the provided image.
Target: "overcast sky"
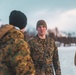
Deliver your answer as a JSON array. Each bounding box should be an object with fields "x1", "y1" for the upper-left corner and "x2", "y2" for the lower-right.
[{"x1": 0, "y1": 0, "x2": 76, "y2": 32}]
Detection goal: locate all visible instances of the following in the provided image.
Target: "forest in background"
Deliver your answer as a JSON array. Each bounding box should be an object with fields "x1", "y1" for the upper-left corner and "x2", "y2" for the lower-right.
[{"x1": 25, "y1": 27, "x2": 76, "y2": 47}]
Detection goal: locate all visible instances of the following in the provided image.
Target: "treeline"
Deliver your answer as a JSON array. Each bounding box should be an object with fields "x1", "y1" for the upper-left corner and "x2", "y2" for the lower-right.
[{"x1": 24, "y1": 28, "x2": 76, "y2": 46}]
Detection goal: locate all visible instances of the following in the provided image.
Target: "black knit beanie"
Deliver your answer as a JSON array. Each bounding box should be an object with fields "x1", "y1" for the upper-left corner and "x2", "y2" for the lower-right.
[
  {"x1": 9, "y1": 10, "x2": 27, "y2": 29},
  {"x1": 36, "y1": 20, "x2": 47, "y2": 29}
]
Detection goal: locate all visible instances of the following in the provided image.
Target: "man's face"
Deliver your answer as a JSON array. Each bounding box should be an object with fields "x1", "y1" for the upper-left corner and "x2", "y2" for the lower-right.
[{"x1": 36, "y1": 25, "x2": 47, "y2": 36}]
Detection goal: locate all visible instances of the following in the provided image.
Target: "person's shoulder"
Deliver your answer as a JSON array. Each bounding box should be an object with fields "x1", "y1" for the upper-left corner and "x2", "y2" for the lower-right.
[
  {"x1": 0, "y1": 24, "x2": 15, "y2": 39},
  {"x1": 28, "y1": 36, "x2": 37, "y2": 45},
  {"x1": 47, "y1": 36, "x2": 55, "y2": 42},
  {"x1": 29, "y1": 36, "x2": 36, "y2": 41},
  {"x1": 8, "y1": 25, "x2": 25, "y2": 39}
]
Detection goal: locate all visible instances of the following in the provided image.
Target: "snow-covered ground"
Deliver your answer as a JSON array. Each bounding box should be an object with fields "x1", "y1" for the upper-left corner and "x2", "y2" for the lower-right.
[{"x1": 58, "y1": 46, "x2": 76, "y2": 75}]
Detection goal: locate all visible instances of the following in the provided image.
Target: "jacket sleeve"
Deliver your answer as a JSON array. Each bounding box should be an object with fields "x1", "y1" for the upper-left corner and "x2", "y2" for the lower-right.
[
  {"x1": 53, "y1": 42, "x2": 62, "y2": 75},
  {"x1": 9, "y1": 39, "x2": 35, "y2": 75}
]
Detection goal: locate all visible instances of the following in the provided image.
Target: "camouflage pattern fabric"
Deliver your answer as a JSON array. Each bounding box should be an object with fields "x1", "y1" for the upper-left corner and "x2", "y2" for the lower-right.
[
  {"x1": 28, "y1": 35, "x2": 61, "y2": 75},
  {"x1": 0, "y1": 25, "x2": 35, "y2": 75}
]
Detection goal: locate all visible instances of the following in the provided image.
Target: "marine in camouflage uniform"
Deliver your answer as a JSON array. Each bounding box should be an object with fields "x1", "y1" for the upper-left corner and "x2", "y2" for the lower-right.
[
  {"x1": 0, "y1": 25, "x2": 35, "y2": 75},
  {"x1": 0, "y1": 10, "x2": 35, "y2": 75},
  {"x1": 28, "y1": 20, "x2": 61, "y2": 75}
]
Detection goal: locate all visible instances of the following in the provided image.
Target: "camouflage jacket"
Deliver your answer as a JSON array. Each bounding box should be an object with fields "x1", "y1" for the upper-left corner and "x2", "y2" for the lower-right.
[
  {"x1": 0, "y1": 25, "x2": 35, "y2": 75},
  {"x1": 28, "y1": 35, "x2": 61, "y2": 75}
]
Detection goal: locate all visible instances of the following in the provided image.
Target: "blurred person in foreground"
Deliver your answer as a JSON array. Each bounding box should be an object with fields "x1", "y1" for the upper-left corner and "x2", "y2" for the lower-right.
[
  {"x1": 28, "y1": 20, "x2": 62, "y2": 75},
  {"x1": 74, "y1": 52, "x2": 76, "y2": 66},
  {"x1": 0, "y1": 10, "x2": 35, "y2": 75}
]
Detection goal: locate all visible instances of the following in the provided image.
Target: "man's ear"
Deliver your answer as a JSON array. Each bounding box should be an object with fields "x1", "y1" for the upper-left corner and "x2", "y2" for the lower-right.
[{"x1": 20, "y1": 28, "x2": 25, "y2": 32}]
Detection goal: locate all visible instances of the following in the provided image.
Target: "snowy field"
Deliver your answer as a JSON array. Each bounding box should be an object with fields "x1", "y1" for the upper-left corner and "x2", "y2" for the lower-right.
[{"x1": 58, "y1": 46, "x2": 76, "y2": 75}]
